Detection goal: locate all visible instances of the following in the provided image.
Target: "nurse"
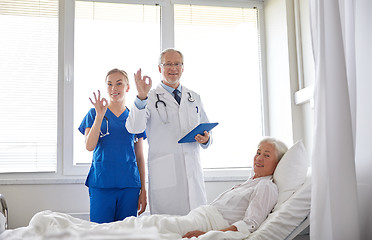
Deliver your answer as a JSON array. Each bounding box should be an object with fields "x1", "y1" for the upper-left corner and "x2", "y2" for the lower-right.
[
  {"x1": 79, "y1": 69, "x2": 147, "y2": 223},
  {"x1": 125, "y1": 49, "x2": 212, "y2": 216}
]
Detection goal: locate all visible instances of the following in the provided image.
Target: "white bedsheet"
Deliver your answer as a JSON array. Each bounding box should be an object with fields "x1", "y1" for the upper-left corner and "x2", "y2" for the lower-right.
[{"x1": 0, "y1": 206, "x2": 250, "y2": 240}]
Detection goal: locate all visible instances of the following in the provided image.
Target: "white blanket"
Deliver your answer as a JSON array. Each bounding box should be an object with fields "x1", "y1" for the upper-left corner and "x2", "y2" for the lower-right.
[{"x1": 0, "y1": 206, "x2": 250, "y2": 240}]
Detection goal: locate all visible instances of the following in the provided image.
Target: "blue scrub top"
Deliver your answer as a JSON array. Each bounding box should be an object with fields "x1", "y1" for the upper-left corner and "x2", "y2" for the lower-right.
[{"x1": 78, "y1": 108, "x2": 146, "y2": 189}]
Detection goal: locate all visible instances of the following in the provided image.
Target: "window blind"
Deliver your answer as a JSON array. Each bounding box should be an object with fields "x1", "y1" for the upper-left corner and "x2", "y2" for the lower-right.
[
  {"x1": 0, "y1": 0, "x2": 58, "y2": 173},
  {"x1": 0, "y1": 0, "x2": 58, "y2": 17},
  {"x1": 76, "y1": 1, "x2": 159, "y2": 22},
  {"x1": 175, "y1": 4, "x2": 257, "y2": 26}
]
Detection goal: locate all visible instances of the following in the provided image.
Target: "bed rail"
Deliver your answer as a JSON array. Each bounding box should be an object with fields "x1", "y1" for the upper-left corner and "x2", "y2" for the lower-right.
[{"x1": 0, "y1": 193, "x2": 8, "y2": 230}]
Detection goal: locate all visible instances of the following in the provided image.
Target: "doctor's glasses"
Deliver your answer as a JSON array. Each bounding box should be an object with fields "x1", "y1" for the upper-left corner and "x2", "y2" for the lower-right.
[
  {"x1": 160, "y1": 63, "x2": 183, "y2": 68},
  {"x1": 100, "y1": 116, "x2": 110, "y2": 138}
]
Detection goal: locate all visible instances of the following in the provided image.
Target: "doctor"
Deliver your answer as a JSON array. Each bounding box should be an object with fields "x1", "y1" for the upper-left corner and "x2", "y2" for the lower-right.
[{"x1": 125, "y1": 48, "x2": 212, "y2": 216}]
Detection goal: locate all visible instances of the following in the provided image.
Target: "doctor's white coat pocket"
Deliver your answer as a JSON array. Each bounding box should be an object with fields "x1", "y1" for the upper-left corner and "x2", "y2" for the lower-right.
[
  {"x1": 148, "y1": 154, "x2": 177, "y2": 190},
  {"x1": 187, "y1": 103, "x2": 201, "y2": 127}
]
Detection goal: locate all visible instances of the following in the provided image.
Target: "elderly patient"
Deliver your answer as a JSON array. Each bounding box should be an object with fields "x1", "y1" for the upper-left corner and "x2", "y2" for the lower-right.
[
  {"x1": 16, "y1": 137, "x2": 288, "y2": 239},
  {"x1": 182, "y1": 137, "x2": 288, "y2": 238}
]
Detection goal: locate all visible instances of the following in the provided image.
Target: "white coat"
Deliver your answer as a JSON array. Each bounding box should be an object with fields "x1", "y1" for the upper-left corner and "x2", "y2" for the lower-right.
[{"x1": 125, "y1": 84, "x2": 210, "y2": 215}]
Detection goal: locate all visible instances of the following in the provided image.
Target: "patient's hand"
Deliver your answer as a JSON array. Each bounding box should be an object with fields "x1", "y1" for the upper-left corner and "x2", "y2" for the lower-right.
[{"x1": 182, "y1": 230, "x2": 206, "y2": 238}]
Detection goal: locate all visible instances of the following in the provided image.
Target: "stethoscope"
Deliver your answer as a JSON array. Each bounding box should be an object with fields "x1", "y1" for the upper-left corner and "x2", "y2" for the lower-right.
[
  {"x1": 99, "y1": 115, "x2": 138, "y2": 142},
  {"x1": 155, "y1": 92, "x2": 195, "y2": 124},
  {"x1": 100, "y1": 116, "x2": 110, "y2": 138}
]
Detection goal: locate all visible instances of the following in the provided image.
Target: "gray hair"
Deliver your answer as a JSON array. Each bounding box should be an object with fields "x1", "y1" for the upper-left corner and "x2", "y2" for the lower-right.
[
  {"x1": 158, "y1": 48, "x2": 184, "y2": 65},
  {"x1": 258, "y1": 137, "x2": 288, "y2": 162}
]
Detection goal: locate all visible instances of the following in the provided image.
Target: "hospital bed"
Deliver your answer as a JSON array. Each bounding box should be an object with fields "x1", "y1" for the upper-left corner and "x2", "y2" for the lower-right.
[
  {"x1": 0, "y1": 141, "x2": 311, "y2": 240},
  {"x1": 249, "y1": 170, "x2": 311, "y2": 240},
  {"x1": 0, "y1": 194, "x2": 8, "y2": 233}
]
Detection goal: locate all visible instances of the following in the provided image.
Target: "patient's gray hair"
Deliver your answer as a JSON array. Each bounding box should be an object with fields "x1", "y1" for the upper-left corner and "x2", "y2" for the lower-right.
[{"x1": 258, "y1": 137, "x2": 288, "y2": 162}]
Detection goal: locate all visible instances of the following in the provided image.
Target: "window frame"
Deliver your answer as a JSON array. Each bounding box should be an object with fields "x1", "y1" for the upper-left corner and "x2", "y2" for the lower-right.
[{"x1": 0, "y1": 0, "x2": 267, "y2": 182}]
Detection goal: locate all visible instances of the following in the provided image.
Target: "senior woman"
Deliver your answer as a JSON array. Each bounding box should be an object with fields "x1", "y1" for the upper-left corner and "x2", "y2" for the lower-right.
[
  {"x1": 183, "y1": 137, "x2": 288, "y2": 238},
  {"x1": 18, "y1": 137, "x2": 288, "y2": 240}
]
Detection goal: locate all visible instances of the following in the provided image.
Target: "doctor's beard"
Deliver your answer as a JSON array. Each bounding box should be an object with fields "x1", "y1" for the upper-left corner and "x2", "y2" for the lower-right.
[{"x1": 162, "y1": 78, "x2": 180, "y2": 86}]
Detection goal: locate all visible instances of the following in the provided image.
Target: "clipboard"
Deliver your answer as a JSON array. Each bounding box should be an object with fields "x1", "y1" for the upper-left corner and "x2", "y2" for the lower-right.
[{"x1": 178, "y1": 122, "x2": 219, "y2": 143}]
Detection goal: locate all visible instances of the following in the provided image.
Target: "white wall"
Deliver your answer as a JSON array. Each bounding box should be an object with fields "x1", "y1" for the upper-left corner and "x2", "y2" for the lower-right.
[
  {"x1": 0, "y1": 183, "x2": 89, "y2": 228},
  {"x1": 264, "y1": 0, "x2": 294, "y2": 146},
  {"x1": 264, "y1": 0, "x2": 314, "y2": 153},
  {"x1": 296, "y1": 0, "x2": 314, "y2": 153}
]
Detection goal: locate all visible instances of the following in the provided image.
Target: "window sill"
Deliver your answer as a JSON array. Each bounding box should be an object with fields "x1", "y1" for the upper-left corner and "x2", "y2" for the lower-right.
[
  {"x1": 294, "y1": 85, "x2": 314, "y2": 106},
  {"x1": 203, "y1": 168, "x2": 252, "y2": 182},
  {"x1": 0, "y1": 178, "x2": 85, "y2": 185},
  {"x1": 0, "y1": 168, "x2": 252, "y2": 185}
]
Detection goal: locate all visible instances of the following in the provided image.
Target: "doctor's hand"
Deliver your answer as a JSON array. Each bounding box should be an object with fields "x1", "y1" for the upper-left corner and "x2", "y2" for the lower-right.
[
  {"x1": 195, "y1": 131, "x2": 210, "y2": 144},
  {"x1": 89, "y1": 90, "x2": 108, "y2": 118},
  {"x1": 134, "y1": 68, "x2": 152, "y2": 100}
]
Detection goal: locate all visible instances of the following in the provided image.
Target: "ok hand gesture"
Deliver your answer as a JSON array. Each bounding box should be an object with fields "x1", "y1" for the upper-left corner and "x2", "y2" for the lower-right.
[
  {"x1": 134, "y1": 68, "x2": 152, "y2": 100},
  {"x1": 89, "y1": 90, "x2": 108, "y2": 118}
]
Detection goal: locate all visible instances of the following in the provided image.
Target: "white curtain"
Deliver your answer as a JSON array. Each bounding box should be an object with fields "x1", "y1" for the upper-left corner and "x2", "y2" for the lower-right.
[{"x1": 309, "y1": 0, "x2": 372, "y2": 239}]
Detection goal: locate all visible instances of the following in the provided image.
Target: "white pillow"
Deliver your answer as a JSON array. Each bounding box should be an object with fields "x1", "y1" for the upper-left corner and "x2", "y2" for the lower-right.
[
  {"x1": 273, "y1": 140, "x2": 308, "y2": 210},
  {"x1": 249, "y1": 172, "x2": 311, "y2": 240}
]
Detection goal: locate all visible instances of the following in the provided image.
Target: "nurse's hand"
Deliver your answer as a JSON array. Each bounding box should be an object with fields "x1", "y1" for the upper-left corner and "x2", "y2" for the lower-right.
[
  {"x1": 89, "y1": 90, "x2": 108, "y2": 118},
  {"x1": 137, "y1": 188, "x2": 147, "y2": 215},
  {"x1": 134, "y1": 68, "x2": 152, "y2": 100},
  {"x1": 195, "y1": 131, "x2": 210, "y2": 144}
]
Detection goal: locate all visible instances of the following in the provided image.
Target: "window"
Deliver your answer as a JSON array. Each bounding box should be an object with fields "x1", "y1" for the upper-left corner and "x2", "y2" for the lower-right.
[
  {"x1": 0, "y1": 0, "x2": 58, "y2": 173},
  {"x1": 174, "y1": 4, "x2": 263, "y2": 168},
  {"x1": 1, "y1": 0, "x2": 265, "y2": 175},
  {"x1": 72, "y1": 1, "x2": 160, "y2": 168}
]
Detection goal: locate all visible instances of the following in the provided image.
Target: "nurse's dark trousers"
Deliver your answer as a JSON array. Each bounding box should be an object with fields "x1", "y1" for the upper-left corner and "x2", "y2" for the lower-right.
[{"x1": 89, "y1": 187, "x2": 140, "y2": 223}]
